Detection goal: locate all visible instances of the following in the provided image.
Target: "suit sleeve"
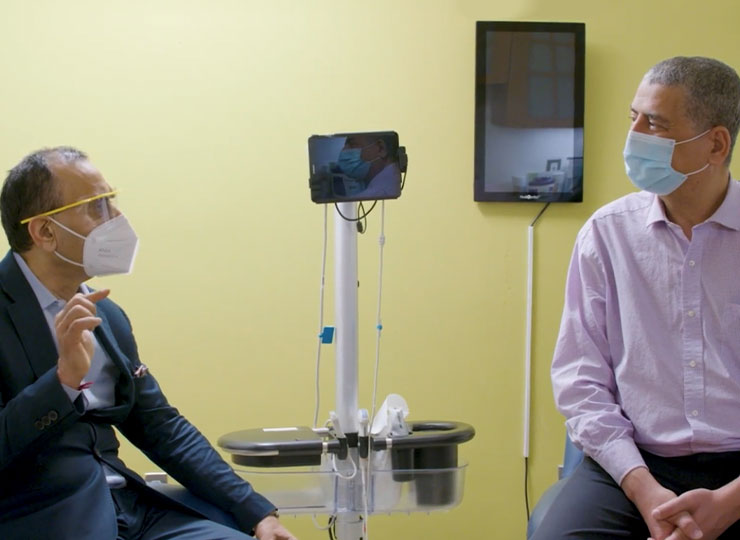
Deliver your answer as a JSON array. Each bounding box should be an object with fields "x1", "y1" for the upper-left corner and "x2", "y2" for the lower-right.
[
  {"x1": 106, "y1": 303, "x2": 275, "y2": 533},
  {"x1": 0, "y1": 359, "x2": 85, "y2": 473}
]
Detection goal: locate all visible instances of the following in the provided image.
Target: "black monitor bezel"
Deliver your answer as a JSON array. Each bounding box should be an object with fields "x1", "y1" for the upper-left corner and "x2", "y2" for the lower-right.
[{"x1": 473, "y1": 21, "x2": 585, "y2": 203}]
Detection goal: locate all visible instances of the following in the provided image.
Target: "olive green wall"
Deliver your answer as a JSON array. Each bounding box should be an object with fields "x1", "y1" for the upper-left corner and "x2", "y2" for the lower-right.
[{"x1": 1, "y1": 1, "x2": 738, "y2": 537}]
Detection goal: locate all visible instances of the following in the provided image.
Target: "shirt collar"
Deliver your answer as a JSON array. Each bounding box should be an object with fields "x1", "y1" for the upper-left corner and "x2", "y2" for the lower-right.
[
  {"x1": 645, "y1": 194, "x2": 668, "y2": 227},
  {"x1": 12, "y1": 252, "x2": 89, "y2": 311},
  {"x1": 708, "y1": 179, "x2": 740, "y2": 230},
  {"x1": 644, "y1": 178, "x2": 740, "y2": 231}
]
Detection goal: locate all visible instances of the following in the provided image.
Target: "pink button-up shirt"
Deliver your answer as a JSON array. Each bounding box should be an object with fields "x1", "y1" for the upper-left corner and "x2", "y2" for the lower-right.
[{"x1": 552, "y1": 180, "x2": 740, "y2": 484}]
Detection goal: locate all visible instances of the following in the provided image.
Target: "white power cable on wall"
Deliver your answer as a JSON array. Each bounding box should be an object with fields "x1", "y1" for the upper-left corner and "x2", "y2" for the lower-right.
[{"x1": 523, "y1": 202, "x2": 550, "y2": 459}]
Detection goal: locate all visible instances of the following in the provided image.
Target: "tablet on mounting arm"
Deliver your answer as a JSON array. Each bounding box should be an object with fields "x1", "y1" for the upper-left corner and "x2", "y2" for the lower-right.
[{"x1": 308, "y1": 131, "x2": 404, "y2": 204}]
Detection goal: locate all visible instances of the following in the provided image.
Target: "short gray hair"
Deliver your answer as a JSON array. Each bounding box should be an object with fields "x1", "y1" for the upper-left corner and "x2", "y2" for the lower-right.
[{"x1": 645, "y1": 56, "x2": 740, "y2": 164}]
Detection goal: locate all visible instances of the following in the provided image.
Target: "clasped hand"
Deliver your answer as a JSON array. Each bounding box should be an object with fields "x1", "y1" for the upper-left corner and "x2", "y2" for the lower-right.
[{"x1": 648, "y1": 487, "x2": 737, "y2": 540}]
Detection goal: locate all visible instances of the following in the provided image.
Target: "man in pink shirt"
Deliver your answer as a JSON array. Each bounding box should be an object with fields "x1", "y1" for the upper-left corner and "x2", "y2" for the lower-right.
[{"x1": 535, "y1": 57, "x2": 740, "y2": 540}]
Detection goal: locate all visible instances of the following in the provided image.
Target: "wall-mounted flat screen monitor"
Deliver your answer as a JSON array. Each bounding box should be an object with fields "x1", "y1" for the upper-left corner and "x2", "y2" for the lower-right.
[{"x1": 474, "y1": 21, "x2": 585, "y2": 202}]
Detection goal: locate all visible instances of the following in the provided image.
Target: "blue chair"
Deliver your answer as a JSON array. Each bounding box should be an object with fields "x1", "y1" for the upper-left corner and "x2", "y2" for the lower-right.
[{"x1": 526, "y1": 435, "x2": 584, "y2": 538}]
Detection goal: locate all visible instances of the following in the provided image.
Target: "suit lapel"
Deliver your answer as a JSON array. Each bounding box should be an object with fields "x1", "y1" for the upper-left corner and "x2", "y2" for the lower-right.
[
  {"x1": 0, "y1": 252, "x2": 59, "y2": 379},
  {"x1": 0, "y1": 251, "x2": 136, "y2": 421},
  {"x1": 89, "y1": 305, "x2": 134, "y2": 420}
]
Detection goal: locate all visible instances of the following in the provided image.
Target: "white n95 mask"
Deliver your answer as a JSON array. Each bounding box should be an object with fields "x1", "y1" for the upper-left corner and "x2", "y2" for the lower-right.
[
  {"x1": 49, "y1": 214, "x2": 140, "y2": 277},
  {"x1": 623, "y1": 129, "x2": 710, "y2": 195}
]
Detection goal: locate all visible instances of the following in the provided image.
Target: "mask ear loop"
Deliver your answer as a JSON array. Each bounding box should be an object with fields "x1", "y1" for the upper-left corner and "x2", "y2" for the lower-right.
[
  {"x1": 684, "y1": 162, "x2": 710, "y2": 177},
  {"x1": 675, "y1": 129, "x2": 713, "y2": 176},
  {"x1": 47, "y1": 217, "x2": 87, "y2": 269},
  {"x1": 47, "y1": 217, "x2": 87, "y2": 240},
  {"x1": 675, "y1": 128, "x2": 712, "y2": 146},
  {"x1": 52, "y1": 250, "x2": 86, "y2": 269},
  {"x1": 364, "y1": 140, "x2": 384, "y2": 166}
]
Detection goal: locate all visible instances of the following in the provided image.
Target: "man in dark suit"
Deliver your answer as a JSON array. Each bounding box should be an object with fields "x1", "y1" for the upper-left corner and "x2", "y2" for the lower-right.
[{"x1": 0, "y1": 147, "x2": 298, "y2": 540}]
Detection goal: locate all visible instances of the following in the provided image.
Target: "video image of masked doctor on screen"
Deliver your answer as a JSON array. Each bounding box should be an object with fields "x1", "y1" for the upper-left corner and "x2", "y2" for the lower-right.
[{"x1": 308, "y1": 131, "x2": 402, "y2": 203}]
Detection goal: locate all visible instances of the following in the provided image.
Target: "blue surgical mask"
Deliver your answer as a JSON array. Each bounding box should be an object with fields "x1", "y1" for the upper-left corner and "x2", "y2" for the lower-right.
[
  {"x1": 337, "y1": 142, "x2": 380, "y2": 180},
  {"x1": 623, "y1": 129, "x2": 711, "y2": 195}
]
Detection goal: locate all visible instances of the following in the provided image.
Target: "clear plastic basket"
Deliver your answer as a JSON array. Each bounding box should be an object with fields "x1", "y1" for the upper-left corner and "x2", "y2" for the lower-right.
[{"x1": 234, "y1": 461, "x2": 468, "y2": 515}]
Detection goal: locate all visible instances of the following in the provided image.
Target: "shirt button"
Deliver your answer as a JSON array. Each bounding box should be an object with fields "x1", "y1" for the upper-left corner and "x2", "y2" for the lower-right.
[
  {"x1": 692, "y1": 410, "x2": 699, "y2": 417},
  {"x1": 689, "y1": 361, "x2": 697, "y2": 368},
  {"x1": 687, "y1": 310, "x2": 696, "y2": 317},
  {"x1": 688, "y1": 260, "x2": 696, "y2": 267}
]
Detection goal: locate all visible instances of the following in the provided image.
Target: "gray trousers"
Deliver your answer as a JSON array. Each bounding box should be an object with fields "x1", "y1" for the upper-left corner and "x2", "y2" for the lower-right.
[{"x1": 531, "y1": 451, "x2": 740, "y2": 539}]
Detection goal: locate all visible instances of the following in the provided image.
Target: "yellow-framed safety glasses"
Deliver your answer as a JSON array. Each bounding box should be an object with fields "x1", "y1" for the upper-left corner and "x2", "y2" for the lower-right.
[{"x1": 20, "y1": 190, "x2": 119, "y2": 225}]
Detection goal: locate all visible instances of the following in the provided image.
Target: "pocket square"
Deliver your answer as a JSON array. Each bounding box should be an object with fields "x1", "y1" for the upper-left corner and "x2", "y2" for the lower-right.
[{"x1": 133, "y1": 364, "x2": 149, "y2": 378}]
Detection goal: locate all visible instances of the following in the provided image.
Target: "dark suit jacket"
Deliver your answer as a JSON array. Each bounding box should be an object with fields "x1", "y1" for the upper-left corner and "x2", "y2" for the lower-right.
[{"x1": 0, "y1": 251, "x2": 273, "y2": 539}]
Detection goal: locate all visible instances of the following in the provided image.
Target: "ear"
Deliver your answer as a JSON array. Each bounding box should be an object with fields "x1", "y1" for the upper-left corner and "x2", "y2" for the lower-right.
[
  {"x1": 26, "y1": 218, "x2": 58, "y2": 253},
  {"x1": 376, "y1": 139, "x2": 388, "y2": 159},
  {"x1": 708, "y1": 126, "x2": 731, "y2": 165}
]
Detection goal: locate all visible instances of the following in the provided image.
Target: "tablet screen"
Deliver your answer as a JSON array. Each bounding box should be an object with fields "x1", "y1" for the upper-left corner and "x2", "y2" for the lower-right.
[{"x1": 308, "y1": 131, "x2": 402, "y2": 203}]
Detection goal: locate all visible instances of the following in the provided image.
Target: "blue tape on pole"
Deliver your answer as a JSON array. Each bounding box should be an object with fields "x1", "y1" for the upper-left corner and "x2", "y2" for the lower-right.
[{"x1": 320, "y1": 326, "x2": 335, "y2": 344}]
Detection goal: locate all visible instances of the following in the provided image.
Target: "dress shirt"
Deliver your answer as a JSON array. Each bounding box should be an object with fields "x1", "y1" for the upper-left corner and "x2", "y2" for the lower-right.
[
  {"x1": 552, "y1": 179, "x2": 740, "y2": 485},
  {"x1": 362, "y1": 162, "x2": 401, "y2": 199}
]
